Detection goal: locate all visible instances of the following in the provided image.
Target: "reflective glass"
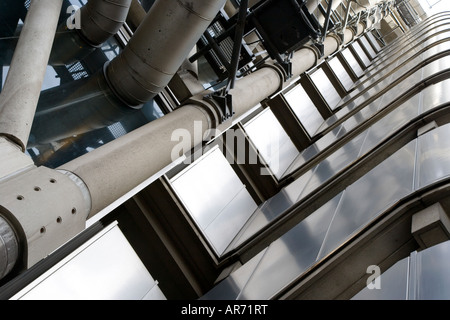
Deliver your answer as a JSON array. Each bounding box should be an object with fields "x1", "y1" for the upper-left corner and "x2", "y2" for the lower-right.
[
  {"x1": 328, "y1": 57, "x2": 354, "y2": 91},
  {"x1": 170, "y1": 148, "x2": 257, "y2": 255},
  {"x1": 310, "y1": 68, "x2": 342, "y2": 110},
  {"x1": 244, "y1": 108, "x2": 299, "y2": 179},
  {"x1": 284, "y1": 85, "x2": 324, "y2": 136}
]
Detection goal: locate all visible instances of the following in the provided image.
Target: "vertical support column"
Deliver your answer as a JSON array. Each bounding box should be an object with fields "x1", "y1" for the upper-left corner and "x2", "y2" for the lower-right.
[{"x1": 0, "y1": 0, "x2": 63, "y2": 151}]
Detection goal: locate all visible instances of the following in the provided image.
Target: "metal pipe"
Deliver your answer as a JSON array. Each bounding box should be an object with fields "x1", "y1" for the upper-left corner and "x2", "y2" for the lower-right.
[
  {"x1": 79, "y1": 0, "x2": 132, "y2": 47},
  {"x1": 0, "y1": 215, "x2": 19, "y2": 280},
  {"x1": 0, "y1": 0, "x2": 63, "y2": 151},
  {"x1": 50, "y1": 0, "x2": 132, "y2": 66},
  {"x1": 105, "y1": 0, "x2": 228, "y2": 107}
]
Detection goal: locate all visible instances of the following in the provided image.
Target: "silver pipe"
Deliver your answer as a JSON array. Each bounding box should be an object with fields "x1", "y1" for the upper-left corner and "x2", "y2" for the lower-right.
[
  {"x1": 105, "y1": 0, "x2": 228, "y2": 107},
  {"x1": 0, "y1": 216, "x2": 19, "y2": 280},
  {"x1": 0, "y1": 0, "x2": 63, "y2": 151},
  {"x1": 79, "y1": 0, "x2": 132, "y2": 47},
  {"x1": 50, "y1": 0, "x2": 132, "y2": 66}
]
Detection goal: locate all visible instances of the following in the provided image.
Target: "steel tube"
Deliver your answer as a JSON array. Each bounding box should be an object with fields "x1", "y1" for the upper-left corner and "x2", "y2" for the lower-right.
[
  {"x1": 105, "y1": 0, "x2": 228, "y2": 107},
  {"x1": 0, "y1": 0, "x2": 63, "y2": 151},
  {"x1": 60, "y1": 105, "x2": 212, "y2": 216},
  {"x1": 79, "y1": 0, "x2": 132, "y2": 46}
]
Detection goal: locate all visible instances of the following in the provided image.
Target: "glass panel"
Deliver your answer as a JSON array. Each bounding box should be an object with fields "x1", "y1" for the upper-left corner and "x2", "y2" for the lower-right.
[
  {"x1": 170, "y1": 147, "x2": 257, "y2": 255},
  {"x1": 318, "y1": 140, "x2": 416, "y2": 260},
  {"x1": 416, "y1": 124, "x2": 450, "y2": 189},
  {"x1": 328, "y1": 57, "x2": 354, "y2": 91},
  {"x1": 341, "y1": 47, "x2": 364, "y2": 77},
  {"x1": 310, "y1": 68, "x2": 342, "y2": 110},
  {"x1": 351, "y1": 41, "x2": 371, "y2": 67},
  {"x1": 359, "y1": 36, "x2": 377, "y2": 60},
  {"x1": 351, "y1": 257, "x2": 409, "y2": 300},
  {"x1": 284, "y1": 85, "x2": 324, "y2": 136},
  {"x1": 11, "y1": 222, "x2": 163, "y2": 300},
  {"x1": 238, "y1": 193, "x2": 342, "y2": 299},
  {"x1": 417, "y1": 240, "x2": 450, "y2": 300},
  {"x1": 244, "y1": 108, "x2": 299, "y2": 179}
]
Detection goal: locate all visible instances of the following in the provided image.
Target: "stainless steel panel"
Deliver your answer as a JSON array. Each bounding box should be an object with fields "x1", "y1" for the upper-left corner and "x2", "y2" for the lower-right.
[
  {"x1": 238, "y1": 193, "x2": 342, "y2": 299},
  {"x1": 201, "y1": 249, "x2": 267, "y2": 300},
  {"x1": 360, "y1": 94, "x2": 421, "y2": 155},
  {"x1": 204, "y1": 186, "x2": 257, "y2": 255},
  {"x1": 171, "y1": 148, "x2": 251, "y2": 230},
  {"x1": 421, "y1": 78, "x2": 450, "y2": 113},
  {"x1": 416, "y1": 124, "x2": 450, "y2": 189},
  {"x1": 366, "y1": 31, "x2": 382, "y2": 52},
  {"x1": 244, "y1": 108, "x2": 299, "y2": 179},
  {"x1": 351, "y1": 257, "x2": 409, "y2": 300},
  {"x1": 284, "y1": 85, "x2": 324, "y2": 136},
  {"x1": 352, "y1": 41, "x2": 371, "y2": 67},
  {"x1": 422, "y1": 53, "x2": 450, "y2": 79},
  {"x1": 416, "y1": 240, "x2": 450, "y2": 299},
  {"x1": 229, "y1": 170, "x2": 314, "y2": 249},
  {"x1": 12, "y1": 222, "x2": 161, "y2": 300},
  {"x1": 300, "y1": 132, "x2": 365, "y2": 197},
  {"x1": 328, "y1": 57, "x2": 354, "y2": 91},
  {"x1": 310, "y1": 68, "x2": 343, "y2": 110},
  {"x1": 318, "y1": 140, "x2": 416, "y2": 260},
  {"x1": 359, "y1": 36, "x2": 377, "y2": 60},
  {"x1": 342, "y1": 47, "x2": 364, "y2": 77}
]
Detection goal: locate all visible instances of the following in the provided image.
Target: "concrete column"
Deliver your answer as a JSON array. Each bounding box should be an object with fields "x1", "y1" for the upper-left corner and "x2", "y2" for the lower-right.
[{"x1": 0, "y1": 0, "x2": 63, "y2": 151}]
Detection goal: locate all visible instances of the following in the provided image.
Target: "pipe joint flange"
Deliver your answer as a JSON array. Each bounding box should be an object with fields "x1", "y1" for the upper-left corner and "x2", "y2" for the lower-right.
[
  {"x1": 261, "y1": 62, "x2": 290, "y2": 91},
  {"x1": 185, "y1": 96, "x2": 221, "y2": 129},
  {"x1": 326, "y1": 33, "x2": 344, "y2": 54}
]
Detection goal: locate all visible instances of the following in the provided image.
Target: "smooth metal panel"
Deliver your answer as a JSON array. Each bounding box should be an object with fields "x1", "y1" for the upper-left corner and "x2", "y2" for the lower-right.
[
  {"x1": 359, "y1": 36, "x2": 377, "y2": 59},
  {"x1": 310, "y1": 68, "x2": 343, "y2": 110},
  {"x1": 318, "y1": 140, "x2": 416, "y2": 260},
  {"x1": 244, "y1": 108, "x2": 299, "y2": 179},
  {"x1": 171, "y1": 149, "x2": 247, "y2": 229},
  {"x1": 352, "y1": 41, "x2": 371, "y2": 67},
  {"x1": 238, "y1": 193, "x2": 342, "y2": 299},
  {"x1": 416, "y1": 240, "x2": 450, "y2": 299},
  {"x1": 366, "y1": 32, "x2": 382, "y2": 52},
  {"x1": 341, "y1": 47, "x2": 364, "y2": 77},
  {"x1": 201, "y1": 250, "x2": 267, "y2": 300},
  {"x1": 204, "y1": 186, "x2": 257, "y2": 255},
  {"x1": 328, "y1": 56, "x2": 355, "y2": 91},
  {"x1": 360, "y1": 94, "x2": 421, "y2": 155},
  {"x1": 284, "y1": 85, "x2": 324, "y2": 136},
  {"x1": 351, "y1": 257, "x2": 409, "y2": 300},
  {"x1": 416, "y1": 124, "x2": 450, "y2": 189},
  {"x1": 229, "y1": 169, "x2": 315, "y2": 250},
  {"x1": 11, "y1": 222, "x2": 161, "y2": 300},
  {"x1": 421, "y1": 78, "x2": 450, "y2": 113}
]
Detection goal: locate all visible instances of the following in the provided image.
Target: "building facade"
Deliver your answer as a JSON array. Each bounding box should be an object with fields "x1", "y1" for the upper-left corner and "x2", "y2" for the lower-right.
[{"x1": 1, "y1": 0, "x2": 449, "y2": 300}]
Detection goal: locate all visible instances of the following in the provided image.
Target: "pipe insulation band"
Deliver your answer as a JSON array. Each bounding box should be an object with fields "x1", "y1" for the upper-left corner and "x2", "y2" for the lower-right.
[
  {"x1": 79, "y1": 0, "x2": 132, "y2": 47},
  {"x1": 105, "y1": 0, "x2": 227, "y2": 107},
  {"x1": 0, "y1": 215, "x2": 19, "y2": 280}
]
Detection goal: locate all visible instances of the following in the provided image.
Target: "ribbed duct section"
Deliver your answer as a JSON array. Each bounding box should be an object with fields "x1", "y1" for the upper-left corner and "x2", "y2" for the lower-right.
[{"x1": 105, "y1": 0, "x2": 228, "y2": 107}]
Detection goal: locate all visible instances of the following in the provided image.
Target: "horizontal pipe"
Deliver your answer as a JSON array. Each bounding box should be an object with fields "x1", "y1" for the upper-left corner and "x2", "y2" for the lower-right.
[
  {"x1": 0, "y1": 0, "x2": 63, "y2": 151},
  {"x1": 60, "y1": 104, "x2": 212, "y2": 216},
  {"x1": 50, "y1": 0, "x2": 132, "y2": 66}
]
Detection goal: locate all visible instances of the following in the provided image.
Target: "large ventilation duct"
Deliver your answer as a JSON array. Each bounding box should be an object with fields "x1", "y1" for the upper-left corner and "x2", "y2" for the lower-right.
[
  {"x1": 50, "y1": 0, "x2": 132, "y2": 66},
  {"x1": 105, "y1": 0, "x2": 228, "y2": 107},
  {"x1": 30, "y1": 0, "x2": 228, "y2": 145}
]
